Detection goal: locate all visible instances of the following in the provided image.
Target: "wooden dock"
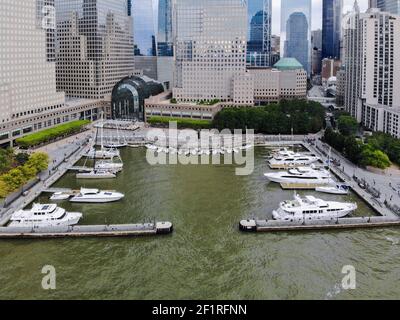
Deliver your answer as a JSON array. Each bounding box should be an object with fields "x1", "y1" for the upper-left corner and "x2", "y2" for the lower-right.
[
  {"x1": 239, "y1": 217, "x2": 400, "y2": 233},
  {"x1": 0, "y1": 222, "x2": 173, "y2": 239}
]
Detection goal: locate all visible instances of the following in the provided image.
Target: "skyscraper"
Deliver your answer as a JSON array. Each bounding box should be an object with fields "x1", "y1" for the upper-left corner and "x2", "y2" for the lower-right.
[
  {"x1": 173, "y1": 0, "x2": 253, "y2": 104},
  {"x1": 322, "y1": 0, "x2": 343, "y2": 59},
  {"x1": 343, "y1": 7, "x2": 400, "y2": 137},
  {"x1": 0, "y1": 0, "x2": 65, "y2": 134},
  {"x1": 375, "y1": 0, "x2": 400, "y2": 14},
  {"x1": 132, "y1": 0, "x2": 157, "y2": 57},
  {"x1": 284, "y1": 12, "x2": 310, "y2": 74},
  {"x1": 247, "y1": 0, "x2": 272, "y2": 67},
  {"x1": 157, "y1": 0, "x2": 173, "y2": 57},
  {"x1": 55, "y1": 0, "x2": 135, "y2": 99},
  {"x1": 281, "y1": 0, "x2": 312, "y2": 74}
]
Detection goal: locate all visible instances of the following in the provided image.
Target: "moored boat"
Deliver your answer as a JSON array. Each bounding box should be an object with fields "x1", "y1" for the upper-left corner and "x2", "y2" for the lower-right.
[{"x1": 272, "y1": 194, "x2": 357, "y2": 221}]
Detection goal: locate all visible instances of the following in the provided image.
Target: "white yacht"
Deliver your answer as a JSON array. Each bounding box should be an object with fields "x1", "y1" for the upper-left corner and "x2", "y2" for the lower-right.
[
  {"x1": 9, "y1": 204, "x2": 82, "y2": 227},
  {"x1": 50, "y1": 192, "x2": 71, "y2": 201},
  {"x1": 264, "y1": 166, "x2": 333, "y2": 185},
  {"x1": 95, "y1": 155, "x2": 123, "y2": 172},
  {"x1": 316, "y1": 184, "x2": 350, "y2": 195},
  {"x1": 70, "y1": 188, "x2": 124, "y2": 203},
  {"x1": 272, "y1": 194, "x2": 357, "y2": 221},
  {"x1": 76, "y1": 170, "x2": 116, "y2": 179},
  {"x1": 87, "y1": 148, "x2": 120, "y2": 159},
  {"x1": 268, "y1": 153, "x2": 320, "y2": 169}
]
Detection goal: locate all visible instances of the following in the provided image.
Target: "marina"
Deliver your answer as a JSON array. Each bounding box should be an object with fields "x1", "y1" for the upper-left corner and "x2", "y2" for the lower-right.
[{"x1": 0, "y1": 137, "x2": 399, "y2": 299}]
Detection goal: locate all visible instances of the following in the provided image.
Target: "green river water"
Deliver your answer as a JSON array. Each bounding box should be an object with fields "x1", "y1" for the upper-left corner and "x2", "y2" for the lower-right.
[{"x1": 0, "y1": 147, "x2": 399, "y2": 299}]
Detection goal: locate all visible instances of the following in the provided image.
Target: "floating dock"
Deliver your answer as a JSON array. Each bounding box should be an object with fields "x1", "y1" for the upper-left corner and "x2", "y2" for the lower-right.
[
  {"x1": 0, "y1": 222, "x2": 173, "y2": 239},
  {"x1": 239, "y1": 217, "x2": 400, "y2": 233}
]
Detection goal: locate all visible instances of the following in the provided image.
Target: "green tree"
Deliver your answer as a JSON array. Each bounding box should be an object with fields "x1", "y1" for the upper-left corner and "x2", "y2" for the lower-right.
[
  {"x1": 26, "y1": 152, "x2": 49, "y2": 173},
  {"x1": 338, "y1": 116, "x2": 358, "y2": 136},
  {"x1": 1, "y1": 168, "x2": 27, "y2": 192},
  {"x1": 15, "y1": 153, "x2": 30, "y2": 166},
  {"x1": 359, "y1": 145, "x2": 391, "y2": 169}
]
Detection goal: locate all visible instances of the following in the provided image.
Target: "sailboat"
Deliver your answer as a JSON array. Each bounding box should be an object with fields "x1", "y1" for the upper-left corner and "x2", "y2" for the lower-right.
[
  {"x1": 104, "y1": 121, "x2": 128, "y2": 148},
  {"x1": 86, "y1": 112, "x2": 120, "y2": 159},
  {"x1": 315, "y1": 147, "x2": 349, "y2": 195},
  {"x1": 77, "y1": 127, "x2": 117, "y2": 179}
]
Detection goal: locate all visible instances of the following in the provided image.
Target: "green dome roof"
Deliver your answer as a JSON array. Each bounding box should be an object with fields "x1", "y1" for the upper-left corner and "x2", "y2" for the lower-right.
[{"x1": 273, "y1": 58, "x2": 304, "y2": 70}]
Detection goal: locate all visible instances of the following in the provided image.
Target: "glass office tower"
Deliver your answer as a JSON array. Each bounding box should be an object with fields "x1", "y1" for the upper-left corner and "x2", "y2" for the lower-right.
[
  {"x1": 157, "y1": 0, "x2": 173, "y2": 56},
  {"x1": 284, "y1": 12, "x2": 309, "y2": 74},
  {"x1": 377, "y1": 0, "x2": 400, "y2": 14},
  {"x1": 281, "y1": 0, "x2": 311, "y2": 74},
  {"x1": 247, "y1": 0, "x2": 272, "y2": 67},
  {"x1": 322, "y1": 0, "x2": 342, "y2": 59},
  {"x1": 132, "y1": 0, "x2": 157, "y2": 56}
]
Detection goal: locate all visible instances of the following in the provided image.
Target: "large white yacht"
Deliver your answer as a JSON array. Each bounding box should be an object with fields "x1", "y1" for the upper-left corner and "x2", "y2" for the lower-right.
[
  {"x1": 264, "y1": 166, "x2": 333, "y2": 185},
  {"x1": 76, "y1": 169, "x2": 116, "y2": 179},
  {"x1": 70, "y1": 188, "x2": 124, "y2": 203},
  {"x1": 272, "y1": 194, "x2": 357, "y2": 221},
  {"x1": 268, "y1": 152, "x2": 320, "y2": 169},
  {"x1": 9, "y1": 204, "x2": 82, "y2": 227}
]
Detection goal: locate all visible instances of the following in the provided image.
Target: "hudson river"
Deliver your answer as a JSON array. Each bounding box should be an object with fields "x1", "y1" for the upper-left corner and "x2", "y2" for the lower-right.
[{"x1": 0, "y1": 148, "x2": 398, "y2": 299}]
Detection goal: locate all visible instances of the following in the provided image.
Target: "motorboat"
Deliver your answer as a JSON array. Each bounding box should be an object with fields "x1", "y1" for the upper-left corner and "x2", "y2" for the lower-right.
[
  {"x1": 95, "y1": 155, "x2": 123, "y2": 172},
  {"x1": 50, "y1": 192, "x2": 71, "y2": 201},
  {"x1": 268, "y1": 153, "x2": 320, "y2": 169},
  {"x1": 76, "y1": 170, "x2": 116, "y2": 179},
  {"x1": 264, "y1": 166, "x2": 334, "y2": 185},
  {"x1": 272, "y1": 194, "x2": 357, "y2": 221},
  {"x1": 316, "y1": 184, "x2": 350, "y2": 195},
  {"x1": 9, "y1": 204, "x2": 82, "y2": 227},
  {"x1": 86, "y1": 147, "x2": 120, "y2": 159},
  {"x1": 70, "y1": 188, "x2": 124, "y2": 203}
]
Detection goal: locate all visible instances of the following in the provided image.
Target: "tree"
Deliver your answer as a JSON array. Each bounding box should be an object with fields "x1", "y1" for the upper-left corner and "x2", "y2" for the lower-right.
[
  {"x1": 359, "y1": 145, "x2": 391, "y2": 169},
  {"x1": 338, "y1": 116, "x2": 359, "y2": 136},
  {"x1": 26, "y1": 152, "x2": 49, "y2": 173},
  {"x1": 15, "y1": 153, "x2": 30, "y2": 166},
  {"x1": 1, "y1": 168, "x2": 27, "y2": 192}
]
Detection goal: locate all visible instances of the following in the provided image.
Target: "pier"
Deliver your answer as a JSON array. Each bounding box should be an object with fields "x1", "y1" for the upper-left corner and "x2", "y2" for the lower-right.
[
  {"x1": 240, "y1": 217, "x2": 400, "y2": 233},
  {"x1": 0, "y1": 222, "x2": 173, "y2": 239}
]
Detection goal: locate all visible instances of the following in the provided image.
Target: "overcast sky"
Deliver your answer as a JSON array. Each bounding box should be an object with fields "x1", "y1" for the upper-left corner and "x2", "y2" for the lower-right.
[{"x1": 271, "y1": 0, "x2": 369, "y2": 34}]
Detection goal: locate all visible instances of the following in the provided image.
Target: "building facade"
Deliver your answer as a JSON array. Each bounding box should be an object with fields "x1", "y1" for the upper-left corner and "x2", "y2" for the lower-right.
[
  {"x1": 281, "y1": 0, "x2": 312, "y2": 75},
  {"x1": 284, "y1": 12, "x2": 310, "y2": 75},
  {"x1": 0, "y1": 0, "x2": 105, "y2": 147},
  {"x1": 55, "y1": 0, "x2": 135, "y2": 99},
  {"x1": 376, "y1": 0, "x2": 400, "y2": 14},
  {"x1": 249, "y1": 60, "x2": 307, "y2": 104},
  {"x1": 173, "y1": 0, "x2": 251, "y2": 105},
  {"x1": 322, "y1": 0, "x2": 343, "y2": 60},
  {"x1": 247, "y1": 0, "x2": 272, "y2": 67},
  {"x1": 343, "y1": 7, "x2": 400, "y2": 138}
]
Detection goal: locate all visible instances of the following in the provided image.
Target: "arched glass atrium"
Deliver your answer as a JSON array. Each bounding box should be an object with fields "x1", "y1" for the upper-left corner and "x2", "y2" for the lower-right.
[{"x1": 111, "y1": 76, "x2": 164, "y2": 121}]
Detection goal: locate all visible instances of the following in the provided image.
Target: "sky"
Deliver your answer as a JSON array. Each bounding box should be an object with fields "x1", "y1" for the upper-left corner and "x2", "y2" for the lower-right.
[{"x1": 271, "y1": 0, "x2": 369, "y2": 34}]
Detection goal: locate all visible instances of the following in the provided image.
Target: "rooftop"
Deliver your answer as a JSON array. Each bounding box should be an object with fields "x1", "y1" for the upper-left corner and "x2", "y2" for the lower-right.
[{"x1": 273, "y1": 58, "x2": 303, "y2": 71}]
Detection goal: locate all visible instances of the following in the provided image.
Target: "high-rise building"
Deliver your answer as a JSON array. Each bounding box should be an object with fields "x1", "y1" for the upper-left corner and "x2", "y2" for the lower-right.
[
  {"x1": 173, "y1": 0, "x2": 253, "y2": 105},
  {"x1": 343, "y1": 7, "x2": 400, "y2": 138},
  {"x1": 312, "y1": 29, "x2": 323, "y2": 50},
  {"x1": 158, "y1": 0, "x2": 173, "y2": 57},
  {"x1": 247, "y1": 0, "x2": 272, "y2": 67},
  {"x1": 133, "y1": 0, "x2": 157, "y2": 57},
  {"x1": 322, "y1": 0, "x2": 342, "y2": 59},
  {"x1": 376, "y1": 0, "x2": 400, "y2": 14},
  {"x1": 284, "y1": 12, "x2": 310, "y2": 75},
  {"x1": 0, "y1": 0, "x2": 104, "y2": 147},
  {"x1": 281, "y1": 0, "x2": 312, "y2": 75},
  {"x1": 55, "y1": 0, "x2": 135, "y2": 99},
  {"x1": 0, "y1": 0, "x2": 64, "y2": 139}
]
